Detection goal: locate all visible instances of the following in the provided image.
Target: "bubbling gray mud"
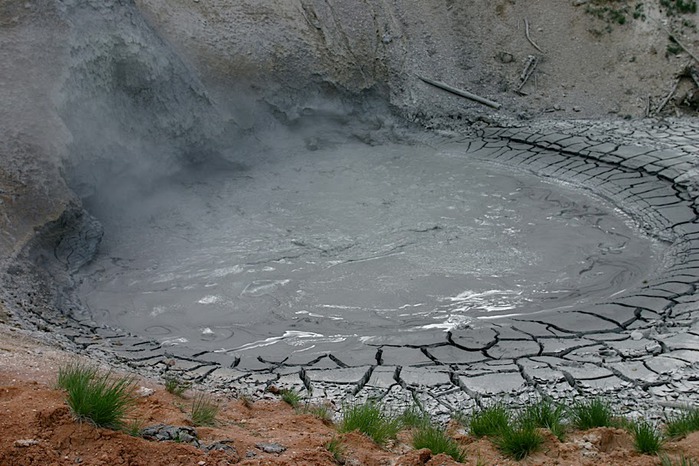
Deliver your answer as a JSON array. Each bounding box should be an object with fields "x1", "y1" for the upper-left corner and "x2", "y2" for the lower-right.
[{"x1": 76, "y1": 140, "x2": 662, "y2": 356}]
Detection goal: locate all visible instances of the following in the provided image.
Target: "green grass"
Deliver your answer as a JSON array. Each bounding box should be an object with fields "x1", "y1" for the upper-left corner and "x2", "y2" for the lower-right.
[
  {"x1": 190, "y1": 393, "x2": 219, "y2": 426},
  {"x1": 661, "y1": 0, "x2": 698, "y2": 14},
  {"x1": 57, "y1": 363, "x2": 136, "y2": 429},
  {"x1": 164, "y1": 376, "x2": 190, "y2": 398},
  {"x1": 124, "y1": 418, "x2": 145, "y2": 437},
  {"x1": 280, "y1": 388, "x2": 302, "y2": 408},
  {"x1": 398, "y1": 406, "x2": 431, "y2": 429},
  {"x1": 325, "y1": 436, "x2": 345, "y2": 464},
  {"x1": 240, "y1": 393, "x2": 254, "y2": 409},
  {"x1": 665, "y1": 407, "x2": 699, "y2": 439},
  {"x1": 298, "y1": 403, "x2": 333, "y2": 423},
  {"x1": 468, "y1": 403, "x2": 511, "y2": 438},
  {"x1": 520, "y1": 398, "x2": 567, "y2": 440},
  {"x1": 277, "y1": 388, "x2": 333, "y2": 422},
  {"x1": 570, "y1": 398, "x2": 615, "y2": 430},
  {"x1": 494, "y1": 424, "x2": 544, "y2": 460},
  {"x1": 628, "y1": 419, "x2": 663, "y2": 455},
  {"x1": 412, "y1": 425, "x2": 466, "y2": 463},
  {"x1": 451, "y1": 409, "x2": 469, "y2": 426},
  {"x1": 339, "y1": 402, "x2": 400, "y2": 446},
  {"x1": 661, "y1": 454, "x2": 699, "y2": 466}
]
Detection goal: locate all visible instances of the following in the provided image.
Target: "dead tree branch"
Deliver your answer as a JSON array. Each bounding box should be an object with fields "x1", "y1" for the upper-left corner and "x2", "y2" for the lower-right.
[
  {"x1": 653, "y1": 78, "x2": 680, "y2": 115},
  {"x1": 417, "y1": 75, "x2": 502, "y2": 109},
  {"x1": 686, "y1": 65, "x2": 699, "y2": 88},
  {"x1": 516, "y1": 55, "x2": 539, "y2": 94},
  {"x1": 524, "y1": 18, "x2": 544, "y2": 53},
  {"x1": 659, "y1": 22, "x2": 699, "y2": 64}
]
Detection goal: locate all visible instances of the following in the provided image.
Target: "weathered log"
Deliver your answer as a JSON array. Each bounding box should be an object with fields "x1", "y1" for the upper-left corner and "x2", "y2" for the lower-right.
[
  {"x1": 417, "y1": 75, "x2": 502, "y2": 109},
  {"x1": 653, "y1": 78, "x2": 680, "y2": 115}
]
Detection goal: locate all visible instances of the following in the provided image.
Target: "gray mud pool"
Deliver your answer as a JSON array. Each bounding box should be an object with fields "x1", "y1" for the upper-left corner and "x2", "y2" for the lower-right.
[{"x1": 76, "y1": 141, "x2": 663, "y2": 359}]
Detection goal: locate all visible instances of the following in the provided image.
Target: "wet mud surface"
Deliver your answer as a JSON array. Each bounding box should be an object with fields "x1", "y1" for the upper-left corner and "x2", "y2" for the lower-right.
[
  {"x1": 10, "y1": 120, "x2": 699, "y2": 420},
  {"x1": 76, "y1": 141, "x2": 660, "y2": 354}
]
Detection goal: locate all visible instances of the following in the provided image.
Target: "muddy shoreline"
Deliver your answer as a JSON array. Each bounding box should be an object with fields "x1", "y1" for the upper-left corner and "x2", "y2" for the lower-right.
[
  {"x1": 3, "y1": 119, "x2": 699, "y2": 425},
  {"x1": 3, "y1": 0, "x2": 699, "y2": 430}
]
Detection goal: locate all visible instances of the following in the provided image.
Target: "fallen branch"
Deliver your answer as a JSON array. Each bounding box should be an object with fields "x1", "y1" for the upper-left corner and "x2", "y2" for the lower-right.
[
  {"x1": 668, "y1": 31, "x2": 699, "y2": 64},
  {"x1": 659, "y1": 22, "x2": 699, "y2": 64},
  {"x1": 687, "y1": 65, "x2": 699, "y2": 88},
  {"x1": 524, "y1": 18, "x2": 544, "y2": 53},
  {"x1": 516, "y1": 55, "x2": 539, "y2": 94},
  {"x1": 417, "y1": 75, "x2": 502, "y2": 109},
  {"x1": 653, "y1": 78, "x2": 680, "y2": 116}
]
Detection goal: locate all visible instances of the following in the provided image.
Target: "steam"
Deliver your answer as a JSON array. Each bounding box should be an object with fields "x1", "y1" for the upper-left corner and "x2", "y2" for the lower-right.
[{"x1": 58, "y1": 0, "x2": 402, "y2": 229}]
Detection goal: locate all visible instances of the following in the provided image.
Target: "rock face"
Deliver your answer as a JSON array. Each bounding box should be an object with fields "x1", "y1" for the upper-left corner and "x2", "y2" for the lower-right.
[{"x1": 1, "y1": 0, "x2": 697, "y2": 267}]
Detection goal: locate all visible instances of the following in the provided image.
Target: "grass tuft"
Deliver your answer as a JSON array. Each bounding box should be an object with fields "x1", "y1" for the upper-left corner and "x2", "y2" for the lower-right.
[
  {"x1": 280, "y1": 388, "x2": 302, "y2": 408},
  {"x1": 494, "y1": 424, "x2": 544, "y2": 460},
  {"x1": 520, "y1": 398, "x2": 567, "y2": 440},
  {"x1": 660, "y1": 454, "x2": 699, "y2": 466},
  {"x1": 412, "y1": 424, "x2": 466, "y2": 463},
  {"x1": 57, "y1": 363, "x2": 136, "y2": 429},
  {"x1": 190, "y1": 393, "x2": 219, "y2": 426},
  {"x1": 298, "y1": 403, "x2": 333, "y2": 423},
  {"x1": 240, "y1": 393, "x2": 254, "y2": 409},
  {"x1": 339, "y1": 402, "x2": 400, "y2": 446},
  {"x1": 665, "y1": 407, "x2": 699, "y2": 439},
  {"x1": 398, "y1": 406, "x2": 431, "y2": 429},
  {"x1": 325, "y1": 436, "x2": 345, "y2": 464},
  {"x1": 468, "y1": 403, "x2": 511, "y2": 438},
  {"x1": 570, "y1": 398, "x2": 615, "y2": 430},
  {"x1": 124, "y1": 418, "x2": 145, "y2": 437},
  {"x1": 628, "y1": 419, "x2": 663, "y2": 455},
  {"x1": 451, "y1": 409, "x2": 469, "y2": 426},
  {"x1": 164, "y1": 376, "x2": 190, "y2": 398}
]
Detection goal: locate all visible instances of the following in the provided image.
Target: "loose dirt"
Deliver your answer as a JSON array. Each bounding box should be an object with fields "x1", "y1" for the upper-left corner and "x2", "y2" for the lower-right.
[{"x1": 2, "y1": 326, "x2": 699, "y2": 465}]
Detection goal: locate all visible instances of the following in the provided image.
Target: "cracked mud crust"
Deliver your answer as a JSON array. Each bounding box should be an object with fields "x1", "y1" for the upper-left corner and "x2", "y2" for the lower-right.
[
  {"x1": 3, "y1": 327, "x2": 699, "y2": 465},
  {"x1": 4, "y1": 2, "x2": 699, "y2": 463},
  {"x1": 5, "y1": 119, "x2": 699, "y2": 425}
]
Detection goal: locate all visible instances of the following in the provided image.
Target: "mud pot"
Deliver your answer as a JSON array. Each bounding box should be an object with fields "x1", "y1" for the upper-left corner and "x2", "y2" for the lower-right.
[{"x1": 76, "y1": 140, "x2": 662, "y2": 358}]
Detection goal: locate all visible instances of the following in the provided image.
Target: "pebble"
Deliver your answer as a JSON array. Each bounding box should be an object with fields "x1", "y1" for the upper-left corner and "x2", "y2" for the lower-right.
[
  {"x1": 136, "y1": 386, "x2": 154, "y2": 397},
  {"x1": 645, "y1": 342, "x2": 662, "y2": 355},
  {"x1": 14, "y1": 439, "x2": 39, "y2": 447},
  {"x1": 256, "y1": 442, "x2": 287, "y2": 454}
]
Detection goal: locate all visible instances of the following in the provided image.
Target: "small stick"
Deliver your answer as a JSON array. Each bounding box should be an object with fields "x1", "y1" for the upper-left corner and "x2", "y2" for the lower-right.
[
  {"x1": 524, "y1": 18, "x2": 544, "y2": 53},
  {"x1": 660, "y1": 23, "x2": 699, "y2": 64},
  {"x1": 645, "y1": 95, "x2": 651, "y2": 118},
  {"x1": 653, "y1": 78, "x2": 680, "y2": 115},
  {"x1": 417, "y1": 75, "x2": 502, "y2": 109},
  {"x1": 516, "y1": 55, "x2": 539, "y2": 94}
]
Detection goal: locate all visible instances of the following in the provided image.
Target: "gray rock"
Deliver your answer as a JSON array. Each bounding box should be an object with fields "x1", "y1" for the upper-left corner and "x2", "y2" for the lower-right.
[
  {"x1": 256, "y1": 442, "x2": 287, "y2": 454},
  {"x1": 206, "y1": 440, "x2": 237, "y2": 455},
  {"x1": 141, "y1": 424, "x2": 199, "y2": 446},
  {"x1": 14, "y1": 439, "x2": 40, "y2": 447},
  {"x1": 496, "y1": 51, "x2": 514, "y2": 64},
  {"x1": 645, "y1": 341, "x2": 662, "y2": 355}
]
